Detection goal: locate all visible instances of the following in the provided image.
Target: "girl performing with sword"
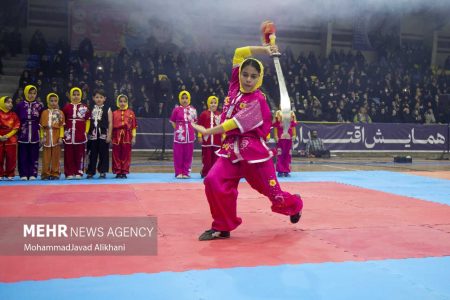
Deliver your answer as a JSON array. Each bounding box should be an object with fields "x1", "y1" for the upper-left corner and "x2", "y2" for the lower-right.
[{"x1": 192, "y1": 21, "x2": 303, "y2": 241}]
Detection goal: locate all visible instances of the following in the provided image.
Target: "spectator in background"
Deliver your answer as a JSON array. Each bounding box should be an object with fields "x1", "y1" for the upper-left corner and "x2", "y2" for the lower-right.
[
  {"x1": 12, "y1": 88, "x2": 24, "y2": 106},
  {"x1": 391, "y1": 108, "x2": 401, "y2": 123},
  {"x1": 412, "y1": 109, "x2": 423, "y2": 123},
  {"x1": 18, "y1": 70, "x2": 31, "y2": 88},
  {"x1": 424, "y1": 108, "x2": 436, "y2": 124},
  {"x1": 353, "y1": 106, "x2": 372, "y2": 123},
  {"x1": 55, "y1": 38, "x2": 70, "y2": 61},
  {"x1": 334, "y1": 108, "x2": 345, "y2": 122},
  {"x1": 78, "y1": 38, "x2": 94, "y2": 62},
  {"x1": 51, "y1": 49, "x2": 67, "y2": 78},
  {"x1": 401, "y1": 107, "x2": 415, "y2": 123},
  {"x1": 137, "y1": 101, "x2": 153, "y2": 118},
  {"x1": 374, "y1": 107, "x2": 390, "y2": 123},
  {"x1": 322, "y1": 100, "x2": 336, "y2": 121},
  {"x1": 305, "y1": 130, "x2": 330, "y2": 158},
  {"x1": 29, "y1": 30, "x2": 47, "y2": 56},
  {"x1": 311, "y1": 96, "x2": 322, "y2": 121},
  {"x1": 5, "y1": 27, "x2": 448, "y2": 124}
]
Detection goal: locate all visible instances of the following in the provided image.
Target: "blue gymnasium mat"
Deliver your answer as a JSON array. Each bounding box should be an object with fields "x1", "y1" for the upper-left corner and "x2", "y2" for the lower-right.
[
  {"x1": 1, "y1": 256, "x2": 450, "y2": 300},
  {"x1": 1, "y1": 171, "x2": 448, "y2": 205}
]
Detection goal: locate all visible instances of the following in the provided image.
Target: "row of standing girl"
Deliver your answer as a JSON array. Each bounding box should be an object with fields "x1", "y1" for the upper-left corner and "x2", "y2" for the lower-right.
[
  {"x1": 171, "y1": 92, "x2": 298, "y2": 181},
  {"x1": 0, "y1": 85, "x2": 137, "y2": 180},
  {"x1": 170, "y1": 92, "x2": 223, "y2": 179}
]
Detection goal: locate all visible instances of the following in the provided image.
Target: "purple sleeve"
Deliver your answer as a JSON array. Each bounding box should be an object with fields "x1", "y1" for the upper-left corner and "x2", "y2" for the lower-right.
[
  {"x1": 232, "y1": 101, "x2": 263, "y2": 133},
  {"x1": 15, "y1": 102, "x2": 25, "y2": 121}
]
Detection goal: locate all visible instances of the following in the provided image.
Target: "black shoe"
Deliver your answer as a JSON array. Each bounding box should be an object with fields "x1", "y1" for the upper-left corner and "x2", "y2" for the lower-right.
[
  {"x1": 290, "y1": 212, "x2": 301, "y2": 224},
  {"x1": 99, "y1": 173, "x2": 106, "y2": 179},
  {"x1": 284, "y1": 173, "x2": 291, "y2": 177},
  {"x1": 198, "y1": 229, "x2": 230, "y2": 241},
  {"x1": 290, "y1": 194, "x2": 303, "y2": 224},
  {"x1": 277, "y1": 172, "x2": 283, "y2": 177},
  {"x1": 115, "y1": 174, "x2": 121, "y2": 179},
  {"x1": 86, "y1": 174, "x2": 94, "y2": 179},
  {"x1": 122, "y1": 174, "x2": 127, "y2": 179}
]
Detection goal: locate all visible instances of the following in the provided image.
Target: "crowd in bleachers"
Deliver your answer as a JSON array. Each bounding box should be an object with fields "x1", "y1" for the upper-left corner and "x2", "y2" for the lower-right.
[
  {"x1": 276, "y1": 34, "x2": 449, "y2": 124},
  {"x1": 5, "y1": 30, "x2": 450, "y2": 123}
]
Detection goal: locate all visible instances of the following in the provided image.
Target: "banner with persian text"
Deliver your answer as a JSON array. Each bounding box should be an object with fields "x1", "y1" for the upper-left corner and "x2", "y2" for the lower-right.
[
  {"x1": 133, "y1": 118, "x2": 448, "y2": 152},
  {"x1": 296, "y1": 123, "x2": 448, "y2": 152}
]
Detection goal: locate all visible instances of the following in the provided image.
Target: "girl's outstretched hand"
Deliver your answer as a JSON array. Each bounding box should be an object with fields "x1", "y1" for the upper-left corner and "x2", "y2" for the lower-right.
[{"x1": 191, "y1": 122, "x2": 207, "y2": 135}]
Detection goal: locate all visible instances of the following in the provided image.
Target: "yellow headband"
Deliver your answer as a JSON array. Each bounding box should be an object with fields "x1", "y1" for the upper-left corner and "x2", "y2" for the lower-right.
[
  {"x1": 178, "y1": 90, "x2": 191, "y2": 105},
  {"x1": 24, "y1": 85, "x2": 38, "y2": 102},
  {"x1": 116, "y1": 94, "x2": 129, "y2": 110},
  {"x1": 207, "y1": 96, "x2": 219, "y2": 108},
  {"x1": 239, "y1": 58, "x2": 264, "y2": 93},
  {"x1": 46, "y1": 93, "x2": 59, "y2": 107},
  {"x1": 275, "y1": 110, "x2": 282, "y2": 120},
  {"x1": 70, "y1": 87, "x2": 83, "y2": 104},
  {"x1": 0, "y1": 96, "x2": 12, "y2": 113},
  {"x1": 291, "y1": 111, "x2": 297, "y2": 122}
]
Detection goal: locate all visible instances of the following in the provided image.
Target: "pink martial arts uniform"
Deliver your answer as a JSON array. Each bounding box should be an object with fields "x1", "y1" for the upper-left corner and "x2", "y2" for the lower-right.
[
  {"x1": 204, "y1": 49, "x2": 303, "y2": 232},
  {"x1": 170, "y1": 92, "x2": 197, "y2": 177},
  {"x1": 273, "y1": 112, "x2": 297, "y2": 174}
]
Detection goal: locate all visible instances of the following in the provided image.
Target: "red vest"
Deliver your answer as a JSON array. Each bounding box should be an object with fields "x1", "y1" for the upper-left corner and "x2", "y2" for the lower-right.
[
  {"x1": 112, "y1": 109, "x2": 137, "y2": 144},
  {"x1": 62, "y1": 103, "x2": 91, "y2": 144}
]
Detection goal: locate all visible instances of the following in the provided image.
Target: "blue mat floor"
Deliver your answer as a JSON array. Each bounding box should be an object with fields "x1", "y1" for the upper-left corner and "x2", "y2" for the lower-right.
[
  {"x1": 1, "y1": 257, "x2": 450, "y2": 300},
  {"x1": 1, "y1": 170, "x2": 449, "y2": 299},
  {"x1": 1, "y1": 171, "x2": 448, "y2": 205}
]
